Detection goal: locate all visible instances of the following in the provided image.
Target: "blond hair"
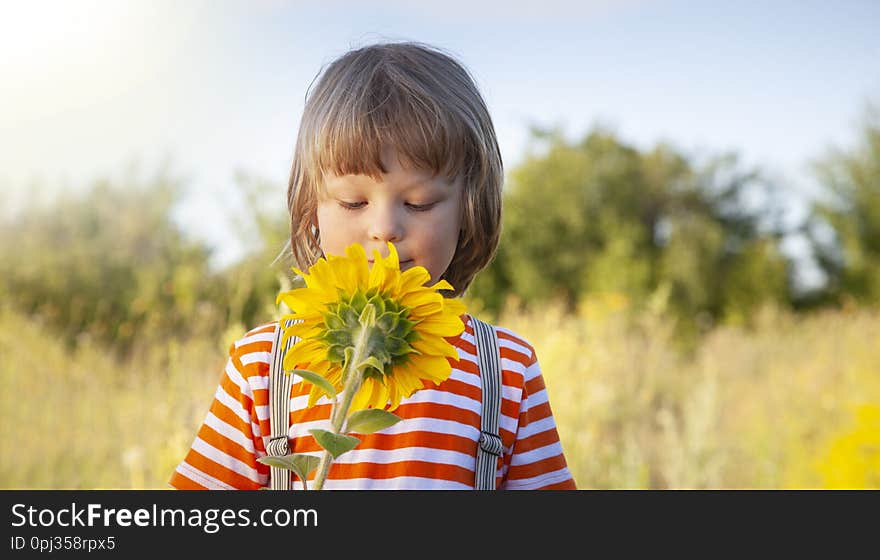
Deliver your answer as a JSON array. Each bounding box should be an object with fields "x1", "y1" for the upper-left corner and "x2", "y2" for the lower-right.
[{"x1": 286, "y1": 41, "x2": 503, "y2": 297}]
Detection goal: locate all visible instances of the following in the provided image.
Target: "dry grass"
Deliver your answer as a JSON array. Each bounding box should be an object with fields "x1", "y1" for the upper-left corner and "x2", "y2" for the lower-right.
[
  {"x1": 2, "y1": 300, "x2": 878, "y2": 489},
  {"x1": 0, "y1": 306, "x2": 225, "y2": 489},
  {"x1": 499, "y1": 296, "x2": 880, "y2": 489}
]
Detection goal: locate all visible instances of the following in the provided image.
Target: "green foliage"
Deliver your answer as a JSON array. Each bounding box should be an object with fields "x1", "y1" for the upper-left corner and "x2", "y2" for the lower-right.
[
  {"x1": 291, "y1": 369, "x2": 337, "y2": 399},
  {"x1": 0, "y1": 168, "x2": 291, "y2": 356},
  {"x1": 256, "y1": 454, "x2": 320, "y2": 488},
  {"x1": 218, "y1": 171, "x2": 293, "y2": 333},
  {"x1": 345, "y1": 408, "x2": 403, "y2": 434},
  {"x1": 309, "y1": 429, "x2": 361, "y2": 459},
  {"x1": 0, "y1": 172, "x2": 221, "y2": 354},
  {"x1": 806, "y1": 103, "x2": 880, "y2": 306},
  {"x1": 469, "y1": 127, "x2": 793, "y2": 334},
  {"x1": 4, "y1": 107, "x2": 877, "y2": 358}
]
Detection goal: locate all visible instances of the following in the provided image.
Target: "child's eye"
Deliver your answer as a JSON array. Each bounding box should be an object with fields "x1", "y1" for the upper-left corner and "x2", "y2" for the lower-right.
[
  {"x1": 406, "y1": 202, "x2": 436, "y2": 212},
  {"x1": 337, "y1": 200, "x2": 436, "y2": 211},
  {"x1": 339, "y1": 201, "x2": 366, "y2": 210}
]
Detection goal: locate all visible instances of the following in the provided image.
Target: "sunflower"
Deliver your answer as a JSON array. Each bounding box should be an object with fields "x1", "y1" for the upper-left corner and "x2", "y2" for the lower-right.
[{"x1": 276, "y1": 241, "x2": 467, "y2": 411}]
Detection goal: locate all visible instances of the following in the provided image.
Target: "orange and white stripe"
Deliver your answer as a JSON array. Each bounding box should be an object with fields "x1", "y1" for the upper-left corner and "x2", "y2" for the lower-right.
[{"x1": 170, "y1": 315, "x2": 576, "y2": 490}]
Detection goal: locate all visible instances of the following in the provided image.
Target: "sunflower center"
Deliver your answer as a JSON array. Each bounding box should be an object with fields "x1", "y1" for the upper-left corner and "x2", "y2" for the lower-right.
[{"x1": 321, "y1": 287, "x2": 419, "y2": 380}]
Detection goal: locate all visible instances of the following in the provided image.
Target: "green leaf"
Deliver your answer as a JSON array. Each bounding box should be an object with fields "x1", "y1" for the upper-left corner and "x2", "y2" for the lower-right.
[
  {"x1": 289, "y1": 369, "x2": 337, "y2": 399},
  {"x1": 345, "y1": 409, "x2": 403, "y2": 434},
  {"x1": 309, "y1": 429, "x2": 361, "y2": 458},
  {"x1": 256, "y1": 453, "x2": 321, "y2": 487}
]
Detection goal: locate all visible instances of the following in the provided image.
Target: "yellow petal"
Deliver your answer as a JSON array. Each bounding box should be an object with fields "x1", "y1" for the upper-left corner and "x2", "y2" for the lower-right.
[
  {"x1": 443, "y1": 298, "x2": 468, "y2": 317},
  {"x1": 349, "y1": 383, "x2": 370, "y2": 412},
  {"x1": 306, "y1": 258, "x2": 340, "y2": 292},
  {"x1": 407, "y1": 354, "x2": 453, "y2": 384},
  {"x1": 383, "y1": 242, "x2": 400, "y2": 269},
  {"x1": 278, "y1": 288, "x2": 332, "y2": 314},
  {"x1": 428, "y1": 279, "x2": 454, "y2": 292},
  {"x1": 416, "y1": 313, "x2": 465, "y2": 337},
  {"x1": 284, "y1": 320, "x2": 324, "y2": 339},
  {"x1": 345, "y1": 242, "x2": 368, "y2": 262},
  {"x1": 396, "y1": 266, "x2": 431, "y2": 295},
  {"x1": 327, "y1": 257, "x2": 352, "y2": 293},
  {"x1": 407, "y1": 299, "x2": 446, "y2": 319},
  {"x1": 350, "y1": 378, "x2": 388, "y2": 412},
  {"x1": 412, "y1": 335, "x2": 460, "y2": 361},
  {"x1": 387, "y1": 384, "x2": 402, "y2": 411},
  {"x1": 369, "y1": 248, "x2": 388, "y2": 289},
  {"x1": 400, "y1": 288, "x2": 442, "y2": 311},
  {"x1": 307, "y1": 385, "x2": 324, "y2": 408},
  {"x1": 381, "y1": 263, "x2": 402, "y2": 294}
]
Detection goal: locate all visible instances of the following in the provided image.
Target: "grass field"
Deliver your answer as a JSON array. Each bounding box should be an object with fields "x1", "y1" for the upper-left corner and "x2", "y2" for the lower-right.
[{"x1": 2, "y1": 300, "x2": 878, "y2": 489}]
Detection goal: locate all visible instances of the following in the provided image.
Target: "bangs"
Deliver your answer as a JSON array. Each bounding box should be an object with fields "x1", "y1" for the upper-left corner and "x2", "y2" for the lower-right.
[{"x1": 303, "y1": 57, "x2": 478, "y2": 186}]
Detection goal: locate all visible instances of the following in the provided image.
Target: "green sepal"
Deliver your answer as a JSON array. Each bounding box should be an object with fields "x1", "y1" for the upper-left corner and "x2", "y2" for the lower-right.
[
  {"x1": 343, "y1": 346, "x2": 354, "y2": 370},
  {"x1": 396, "y1": 317, "x2": 416, "y2": 338},
  {"x1": 385, "y1": 336, "x2": 415, "y2": 356},
  {"x1": 309, "y1": 429, "x2": 361, "y2": 459},
  {"x1": 289, "y1": 369, "x2": 336, "y2": 399},
  {"x1": 366, "y1": 331, "x2": 391, "y2": 364},
  {"x1": 358, "y1": 355, "x2": 385, "y2": 372},
  {"x1": 327, "y1": 344, "x2": 346, "y2": 363},
  {"x1": 350, "y1": 290, "x2": 368, "y2": 311},
  {"x1": 359, "y1": 302, "x2": 377, "y2": 326},
  {"x1": 340, "y1": 305, "x2": 359, "y2": 326},
  {"x1": 376, "y1": 311, "x2": 399, "y2": 333},
  {"x1": 324, "y1": 327, "x2": 353, "y2": 347},
  {"x1": 345, "y1": 409, "x2": 403, "y2": 434},
  {"x1": 325, "y1": 313, "x2": 345, "y2": 330},
  {"x1": 256, "y1": 453, "x2": 321, "y2": 488},
  {"x1": 367, "y1": 294, "x2": 386, "y2": 315}
]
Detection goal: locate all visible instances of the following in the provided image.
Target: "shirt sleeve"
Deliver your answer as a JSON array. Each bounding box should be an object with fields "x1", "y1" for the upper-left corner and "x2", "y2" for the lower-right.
[
  {"x1": 501, "y1": 356, "x2": 577, "y2": 490},
  {"x1": 169, "y1": 342, "x2": 270, "y2": 490}
]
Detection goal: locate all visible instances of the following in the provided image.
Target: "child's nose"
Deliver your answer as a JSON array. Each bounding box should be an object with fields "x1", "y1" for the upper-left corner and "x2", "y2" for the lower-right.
[{"x1": 367, "y1": 206, "x2": 403, "y2": 243}]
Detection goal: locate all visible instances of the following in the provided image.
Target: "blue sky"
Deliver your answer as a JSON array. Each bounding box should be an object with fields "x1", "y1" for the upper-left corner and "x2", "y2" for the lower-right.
[{"x1": 2, "y1": 0, "x2": 879, "y2": 279}]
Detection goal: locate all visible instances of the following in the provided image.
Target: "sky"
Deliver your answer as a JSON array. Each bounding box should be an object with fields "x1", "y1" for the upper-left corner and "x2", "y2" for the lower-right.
[{"x1": 2, "y1": 0, "x2": 879, "y2": 283}]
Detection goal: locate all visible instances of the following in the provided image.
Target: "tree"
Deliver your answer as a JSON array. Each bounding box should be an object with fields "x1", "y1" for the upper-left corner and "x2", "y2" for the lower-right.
[
  {"x1": 806, "y1": 103, "x2": 880, "y2": 305},
  {"x1": 468, "y1": 126, "x2": 793, "y2": 331},
  {"x1": 0, "y1": 169, "x2": 222, "y2": 354}
]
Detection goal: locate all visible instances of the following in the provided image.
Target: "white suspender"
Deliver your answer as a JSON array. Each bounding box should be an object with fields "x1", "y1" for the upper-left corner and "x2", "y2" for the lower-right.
[
  {"x1": 265, "y1": 313, "x2": 503, "y2": 490},
  {"x1": 267, "y1": 319, "x2": 298, "y2": 490},
  {"x1": 470, "y1": 315, "x2": 504, "y2": 490}
]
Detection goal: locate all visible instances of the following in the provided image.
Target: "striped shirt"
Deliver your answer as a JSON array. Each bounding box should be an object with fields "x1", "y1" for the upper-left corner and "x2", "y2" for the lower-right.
[{"x1": 170, "y1": 315, "x2": 576, "y2": 490}]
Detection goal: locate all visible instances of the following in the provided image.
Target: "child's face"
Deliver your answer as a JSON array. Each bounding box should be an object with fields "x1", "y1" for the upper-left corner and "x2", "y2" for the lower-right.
[{"x1": 316, "y1": 146, "x2": 463, "y2": 284}]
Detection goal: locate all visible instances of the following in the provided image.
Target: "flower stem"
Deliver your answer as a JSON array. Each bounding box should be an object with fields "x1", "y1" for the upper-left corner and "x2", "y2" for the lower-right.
[{"x1": 311, "y1": 322, "x2": 370, "y2": 490}]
